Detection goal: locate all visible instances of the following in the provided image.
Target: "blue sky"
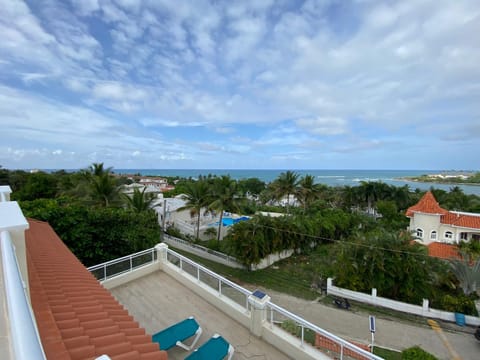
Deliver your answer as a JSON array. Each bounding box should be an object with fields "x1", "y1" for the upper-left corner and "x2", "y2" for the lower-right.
[{"x1": 1, "y1": 0, "x2": 479, "y2": 170}]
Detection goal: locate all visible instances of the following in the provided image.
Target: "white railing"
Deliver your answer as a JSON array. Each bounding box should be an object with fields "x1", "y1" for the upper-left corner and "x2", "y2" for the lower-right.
[
  {"x1": 163, "y1": 234, "x2": 242, "y2": 266},
  {"x1": 1, "y1": 231, "x2": 46, "y2": 360},
  {"x1": 266, "y1": 301, "x2": 382, "y2": 360},
  {"x1": 165, "y1": 248, "x2": 252, "y2": 311},
  {"x1": 87, "y1": 247, "x2": 383, "y2": 359},
  {"x1": 87, "y1": 248, "x2": 157, "y2": 281}
]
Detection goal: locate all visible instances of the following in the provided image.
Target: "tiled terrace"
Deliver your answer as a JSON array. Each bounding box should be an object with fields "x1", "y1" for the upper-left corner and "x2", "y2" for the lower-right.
[
  {"x1": 96, "y1": 245, "x2": 380, "y2": 360},
  {"x1": 110, "y1": 270, "x2": 290, "y2": 360}
]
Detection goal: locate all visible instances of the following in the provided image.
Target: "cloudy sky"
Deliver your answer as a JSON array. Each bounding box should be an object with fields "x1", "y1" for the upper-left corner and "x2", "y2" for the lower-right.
[{"x1": 1, "y1": 0, "x2": 479, "y2": 170}]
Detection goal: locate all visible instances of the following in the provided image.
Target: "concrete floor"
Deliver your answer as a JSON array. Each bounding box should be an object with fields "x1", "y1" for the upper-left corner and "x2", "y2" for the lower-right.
[{"x1": 110, "y1": 271, "x2": 292, "y2": 360}]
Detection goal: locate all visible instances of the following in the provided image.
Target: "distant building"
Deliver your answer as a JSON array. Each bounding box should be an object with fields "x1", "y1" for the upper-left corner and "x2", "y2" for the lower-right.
[
  {"x1": 138, "y1": 177, "x2": 174, "y2": 192},
  {"x1": 406, "y1": 191, "x2": 480, "y2": 245}
]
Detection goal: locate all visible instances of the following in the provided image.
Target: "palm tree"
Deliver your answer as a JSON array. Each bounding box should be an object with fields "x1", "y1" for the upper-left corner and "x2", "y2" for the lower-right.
[
  {"x1": 123, "y1": 187, "x2": 157, "y2": 212},
  {"x1": 209, "y1": 176, "x2": 243, "y2": 243},
  {"x1": 449, "y1": 254, "x2": 480, "y2": 295},
  {"x1": 84, "y1": 163, "x2": 119, "y2": 207},
  {"x1": 271, "y1": 171, "x2": 299, "y2": 211},
  {"x1": 297, "y1": 174, "x2": 320, "y2": 213},
  {"x1": 179, "y1": 180, "x2": 211, "y2": 241},
  {"x1": 227, "y1": 217, "x2": 266, "y2": 270}
]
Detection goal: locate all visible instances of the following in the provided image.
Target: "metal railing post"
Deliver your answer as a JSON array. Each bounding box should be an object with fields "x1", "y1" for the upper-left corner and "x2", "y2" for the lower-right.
[{"x1": 301, "y1": 325, "x2": 304, "y2": 346}]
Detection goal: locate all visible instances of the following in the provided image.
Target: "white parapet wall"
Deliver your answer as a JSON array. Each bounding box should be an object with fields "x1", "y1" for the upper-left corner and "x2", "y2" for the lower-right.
[{"x1": 327, "y1": 278, "x2": 480, "y2": 326}]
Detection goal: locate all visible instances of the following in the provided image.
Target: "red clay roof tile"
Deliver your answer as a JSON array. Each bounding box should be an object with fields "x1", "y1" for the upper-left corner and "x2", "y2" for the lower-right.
[
  {"x1": 26, "y1": 219, "x2": 168, "y2": 360},
  {"x1": 427, "y1": 242, "x2": 461, "y2": 260},
  {"x1": 406, "y1": 191, "x2": 448, "y2": 217},
  {"x1": 441, "y1": 212, "x2": 480, "y2": 229}
]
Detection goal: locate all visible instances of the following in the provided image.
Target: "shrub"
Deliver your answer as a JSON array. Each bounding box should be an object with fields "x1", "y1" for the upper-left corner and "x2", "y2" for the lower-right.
[
  {"x1": 401, "y1": 346, "x2": 437, "y2": 360},
  {"x1": 440, "y1": 294, "x2": 478, "y2": 316}
]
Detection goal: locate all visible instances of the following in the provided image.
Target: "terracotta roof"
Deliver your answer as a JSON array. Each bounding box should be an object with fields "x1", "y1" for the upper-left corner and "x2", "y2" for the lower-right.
[
  {"x1": 26, "y1": 219, "x2": 168, "y2": 360},
  {"x1": 427, "y1": 242, "x2": 461, "y2": 260},
  {"x1": 441, "y1": 212, "x2": 480, "y2": 229},
  {"x1": 406, "y1": 191, "x2": 480, "y2": 230},
  {"x1": 405, "y1": 191, "x2": 448, "y2": 217}
]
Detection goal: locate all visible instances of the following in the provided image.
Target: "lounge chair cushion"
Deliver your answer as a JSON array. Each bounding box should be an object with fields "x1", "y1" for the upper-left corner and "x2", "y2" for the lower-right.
[
  {"x1": 185, "y1": 334, "x2": 232, "y2": 360},
  {"x1": 153, "y1": 317, "x2": 200, "y2": 350}
]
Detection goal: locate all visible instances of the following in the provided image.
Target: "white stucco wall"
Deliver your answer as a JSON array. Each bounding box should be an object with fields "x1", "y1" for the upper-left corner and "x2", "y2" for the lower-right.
[{"x1": 410, "y1": 212, "x2": 441, "y2": 245}]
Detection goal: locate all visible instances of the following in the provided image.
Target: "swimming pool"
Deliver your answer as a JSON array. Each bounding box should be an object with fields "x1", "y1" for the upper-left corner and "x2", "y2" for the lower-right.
[{"x1": 211, "y1": 216, "x2": 250, "y2": 227}]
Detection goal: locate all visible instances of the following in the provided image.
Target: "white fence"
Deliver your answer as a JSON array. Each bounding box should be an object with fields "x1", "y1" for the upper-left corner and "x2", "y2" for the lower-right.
[
  {"x1": 163, "y1": 234, "x2": 296, "y2": 271},
  {"x1": 162, "y1": 234, "x2": 244, "y2": 269},
  {"x1": 252, "y1": 250, "x2": 295, "y2": 270},
  {"x1": 327, "y1": 278, "x2": 480, "y2": 326}
]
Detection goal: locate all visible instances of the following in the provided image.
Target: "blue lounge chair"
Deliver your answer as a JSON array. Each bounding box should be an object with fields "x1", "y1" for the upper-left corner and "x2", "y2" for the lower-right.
[
  {"x1": 152, "y1": 317, "x2": 202, "y2": 351},
  {"x1": 185, "y1": 334, "x2": 234, "y2": 360}
]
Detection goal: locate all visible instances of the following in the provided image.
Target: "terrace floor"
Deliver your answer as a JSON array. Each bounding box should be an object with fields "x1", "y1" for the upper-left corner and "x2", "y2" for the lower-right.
[{"x1": 110, "y1": 270, "x2": 292, "y2": 360}]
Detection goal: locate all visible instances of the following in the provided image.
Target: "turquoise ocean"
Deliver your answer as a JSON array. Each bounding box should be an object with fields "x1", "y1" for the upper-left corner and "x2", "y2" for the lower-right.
[{"x1": 114, "y1": 169, "x2": 480, "y2": 196}]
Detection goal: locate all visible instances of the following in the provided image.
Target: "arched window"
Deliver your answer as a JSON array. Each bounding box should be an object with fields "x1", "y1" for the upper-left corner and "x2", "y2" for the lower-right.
[
  {"x1": 430, "y1": 231, "x2": 437, "y2": 240},
  {"x1": 445, "y1": 231, "x2": 453, "y2": 240},
  {"x1": 416, "y1": 228, "x2": 423, "y2": 238}
]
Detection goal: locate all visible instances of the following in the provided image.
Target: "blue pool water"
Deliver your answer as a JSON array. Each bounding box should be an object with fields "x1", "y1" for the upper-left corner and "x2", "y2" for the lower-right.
[{"x1": 211, "y1": 216, "x2": 250, "y2": 227}]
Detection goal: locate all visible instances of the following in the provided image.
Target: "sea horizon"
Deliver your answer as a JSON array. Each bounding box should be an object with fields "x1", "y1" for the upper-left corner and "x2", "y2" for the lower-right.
[
  {"x1": 112, "y1": 168, "x2": 480, "y2": 196},
  {"x1": 20, "y1": 168, "x2": 479, "y2": 195}
]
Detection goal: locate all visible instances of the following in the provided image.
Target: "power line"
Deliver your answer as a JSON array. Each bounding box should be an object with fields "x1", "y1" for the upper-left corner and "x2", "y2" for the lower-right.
[{"x1": 243, "y1": 223, "x2": 441, "y2": 260}]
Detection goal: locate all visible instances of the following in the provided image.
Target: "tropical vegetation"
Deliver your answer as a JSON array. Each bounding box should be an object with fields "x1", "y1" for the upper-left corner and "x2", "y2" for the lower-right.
[{"x1": 1, "y1": 165, "x2": 480, "y2": 314}]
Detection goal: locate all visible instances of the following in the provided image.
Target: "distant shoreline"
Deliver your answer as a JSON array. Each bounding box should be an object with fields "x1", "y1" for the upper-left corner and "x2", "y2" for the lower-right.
[{"x1": 398, "y1": 174, "x2": 480, "y2": 187}]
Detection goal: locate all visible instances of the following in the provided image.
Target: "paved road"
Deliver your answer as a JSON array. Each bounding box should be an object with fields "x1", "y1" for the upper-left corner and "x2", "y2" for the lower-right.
[{"x1": 262, "y1": 289, "x2": 480, "y2": 360}]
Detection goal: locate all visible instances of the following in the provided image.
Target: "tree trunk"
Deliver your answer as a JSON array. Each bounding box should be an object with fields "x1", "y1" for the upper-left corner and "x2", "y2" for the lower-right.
[{"x1": 217, "y1": 211, "x2": 224, "y2": 243}]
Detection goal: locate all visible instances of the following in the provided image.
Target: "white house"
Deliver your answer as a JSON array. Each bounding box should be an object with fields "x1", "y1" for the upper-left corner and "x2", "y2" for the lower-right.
[{"x1": 406, "y1": 191, "x2": 480, "y2": 245}]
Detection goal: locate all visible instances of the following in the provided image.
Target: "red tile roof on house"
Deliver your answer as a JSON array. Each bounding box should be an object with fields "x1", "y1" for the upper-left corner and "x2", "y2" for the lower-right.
[
  {"x1": 26, "y1": 219, "x2": 168, "y2": 360},
  {"x1": 405, "y1": 191, "x2": 448, "y2": 217},
  {"x1": 427, "y1": 242, "x2": 461, "y2": 260},
  {"x1": 441, "y1": 212, "x2": 480, "y2": 229},
  {"x1": 406, "y1": 191, "x2": 480, "y2": 230}
]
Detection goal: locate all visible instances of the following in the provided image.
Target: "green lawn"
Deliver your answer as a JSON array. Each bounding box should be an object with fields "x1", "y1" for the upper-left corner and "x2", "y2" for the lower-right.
[
  {"x1": 374, "y1": 347, "x2": 402, "y2": 360},
  {"x1": 170, "y1": 246, "x2": 331, "y2": 300}
]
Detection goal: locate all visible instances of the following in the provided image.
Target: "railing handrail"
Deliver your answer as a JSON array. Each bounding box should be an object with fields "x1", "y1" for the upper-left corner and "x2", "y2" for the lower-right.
[
  {"x1": 166, "y1": 248, "x2": 252, "y2": 297},
  {"x1": 266, "y1": 301, "x2": 383, "y2": 360},
  {"x1": 1, "y1": 230, "x2": 46, "y2": 360},
  {"x1": 87, "y1": 248, "x2": 155, "y2": 272},
  {"x1": 164, "y1": 234, "x2": 238, "y2": 262},
  {"x1": 87, "y1": 247, "x2": 381, "y2": 359}
]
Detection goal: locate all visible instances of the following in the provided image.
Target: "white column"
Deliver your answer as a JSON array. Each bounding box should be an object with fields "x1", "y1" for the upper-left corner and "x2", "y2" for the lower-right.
[
  {"x1": 248, "y1": 291, "x2": 271, "y2": 337},
  {"x1": 155, "y1": 242, "x2": 169, "y2": 268}
]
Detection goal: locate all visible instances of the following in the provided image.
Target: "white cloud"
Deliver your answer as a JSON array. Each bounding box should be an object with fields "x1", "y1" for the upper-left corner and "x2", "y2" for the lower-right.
[
  {"x1": 1, "y1": 0, "x2": 479, "y2": 169},
  {"x1": 70, "y1": 0, "x2": 100, "y2": 16},
  {"x1": 296, "y1": 117, "x2": 348, "y2": 136}
]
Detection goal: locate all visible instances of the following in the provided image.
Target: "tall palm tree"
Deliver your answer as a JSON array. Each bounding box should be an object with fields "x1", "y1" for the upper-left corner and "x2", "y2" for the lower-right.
[
  {"x1": 297, "y1": 174, "x2": 320, "y2": 213},
  {"x1": 209, "y1": 176, "x2": 243, "y2": 243},
  {"x1": 123, "y1": 187, "x2": 157, "y2": 212},
  {"x1": 179, "y1": 180, "x2": 211, "y2": 241},
  {"x1": 84, "y1": 163, "x2": 119, "y2": 207},
  {"x1": 271, "y1": 171, "x2": 299, "y2": 211}
]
